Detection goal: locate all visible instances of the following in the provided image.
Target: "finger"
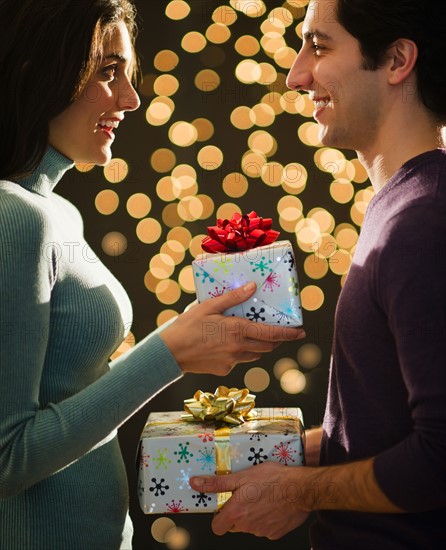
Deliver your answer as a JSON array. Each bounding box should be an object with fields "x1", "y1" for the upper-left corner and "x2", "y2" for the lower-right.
[
  {"x1": 190, "y1": 474, "x2": 237, "y2": 494},
  {"x1": 235, "y1": 322, "x2": 306, "y2": 342},
  {"x1": 212, "y1": 512, "x2": 237, "y2": 536},
  {"x1": 205, "y1": 282, "x2": 257, "y2": 313}
]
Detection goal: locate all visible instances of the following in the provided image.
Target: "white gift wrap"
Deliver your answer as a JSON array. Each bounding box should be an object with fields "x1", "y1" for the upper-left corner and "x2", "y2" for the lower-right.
[
  {"x1": 138, "y1": 407, "x2": 305, "y2": 514},
  {"x1": 192, "y1": 240, "x2": 303, "y2": 326}
]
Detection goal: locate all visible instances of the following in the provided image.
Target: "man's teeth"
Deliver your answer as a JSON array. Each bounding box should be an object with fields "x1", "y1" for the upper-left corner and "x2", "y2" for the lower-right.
[{"x1": 315, "y1": 99, "x2": 330, "y2": 108}]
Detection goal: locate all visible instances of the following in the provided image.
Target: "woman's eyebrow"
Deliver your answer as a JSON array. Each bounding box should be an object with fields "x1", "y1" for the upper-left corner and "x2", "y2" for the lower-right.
[{"x1": 104, "y1": 53, "x2": 128, "y2": 63}]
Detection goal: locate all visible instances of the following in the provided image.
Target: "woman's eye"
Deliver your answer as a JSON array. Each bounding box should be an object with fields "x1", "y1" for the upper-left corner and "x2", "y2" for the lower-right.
[{"x1": 102, "y1": 64, "x2": 118, "y2": 80}]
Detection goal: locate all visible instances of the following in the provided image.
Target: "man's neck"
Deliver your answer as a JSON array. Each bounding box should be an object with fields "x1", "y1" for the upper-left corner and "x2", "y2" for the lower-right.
[{"x1": 357, "y1": 110, "x2": 440, "y2": 194}]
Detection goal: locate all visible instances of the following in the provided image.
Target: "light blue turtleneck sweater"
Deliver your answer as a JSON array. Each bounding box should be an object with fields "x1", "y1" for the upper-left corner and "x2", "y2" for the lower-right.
[{"x1": 0, "y1": 148, "x2": 183, "y2": 549}]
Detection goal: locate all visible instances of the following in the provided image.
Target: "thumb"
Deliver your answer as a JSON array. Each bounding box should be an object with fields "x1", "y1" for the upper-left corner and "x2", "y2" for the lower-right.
[
  {"x1": 206, "y1": 282, "x2": 257, "y2": 313},
  {"x1": 190, "y1": 473, "x2": 238, "y2": 494}
]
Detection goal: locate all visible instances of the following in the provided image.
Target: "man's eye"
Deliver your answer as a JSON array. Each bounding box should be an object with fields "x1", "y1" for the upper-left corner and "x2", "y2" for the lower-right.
[
  {"x1": 102, "y1": 64, "x2": 118, "y2": 79},
  {"x1": 312, "y1": 43, "x2": 324, "y2": 53}
]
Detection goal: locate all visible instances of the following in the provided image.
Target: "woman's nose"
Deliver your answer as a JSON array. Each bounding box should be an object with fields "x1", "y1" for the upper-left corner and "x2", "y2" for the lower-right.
[{"x1": 117, "y1": 78, "x2": 141, "y2": 112}]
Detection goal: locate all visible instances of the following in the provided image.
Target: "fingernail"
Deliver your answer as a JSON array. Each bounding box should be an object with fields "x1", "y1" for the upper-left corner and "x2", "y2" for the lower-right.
[
  {"x1": 242, "y1": 282, "x2": 256, "y2": 293},
  {"x1": 191, "y1": 476, "x2": 204, "y2": 487}
]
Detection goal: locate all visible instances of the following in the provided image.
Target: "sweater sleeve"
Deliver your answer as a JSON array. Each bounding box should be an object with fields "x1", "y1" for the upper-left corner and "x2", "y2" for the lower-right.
[
  {"x1": 0, "y1": 193, "x2": 183, "y2": 498},
  {"x1": 373, "y1": 204, "x2": 446, "y2": 512}
]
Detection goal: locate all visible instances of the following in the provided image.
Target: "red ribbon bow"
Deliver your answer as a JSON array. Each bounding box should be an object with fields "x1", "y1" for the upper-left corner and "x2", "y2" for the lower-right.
[{"x1": 201, "y1": 211, "x2": 280, "y2": 253}]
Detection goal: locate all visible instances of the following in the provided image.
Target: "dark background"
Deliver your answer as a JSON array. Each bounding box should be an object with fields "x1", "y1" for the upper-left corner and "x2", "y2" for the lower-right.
[{"x1": 57, "y1": 1, "x2": 367, "y2": 548}]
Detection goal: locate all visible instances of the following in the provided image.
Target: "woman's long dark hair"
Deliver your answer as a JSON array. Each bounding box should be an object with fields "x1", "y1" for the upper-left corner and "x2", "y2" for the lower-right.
[{"x1": 0, "y1": 0, "x2": 138, "y2": 180}]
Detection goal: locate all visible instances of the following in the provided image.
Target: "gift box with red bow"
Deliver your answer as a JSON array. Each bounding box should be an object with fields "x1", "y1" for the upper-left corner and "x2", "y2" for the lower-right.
[
  {"x1": 192, "y1": 212, "x2": 303, "y2": 326},
  {"x1": 137, "y1": 387, "x2": 305, "y2": 514}
]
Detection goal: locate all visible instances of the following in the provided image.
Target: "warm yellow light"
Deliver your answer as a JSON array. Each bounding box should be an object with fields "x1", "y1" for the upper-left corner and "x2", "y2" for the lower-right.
[
  {"x1": 234, "y1": 35, "x2": 260, "y2": 57},
  {"x1": 162, "y1": 204, "x2": 184, "y2": 228},
  {"x1": 157, "y1": 309, "x2": 179, "y2": 327},
  {"x1": 250, "y1": 103, "x2": 276, "y2": 127},
  {"x1": 192, "y1": 118, "x2": 214, "y2": 141},
  {"x1": 103, "y1": 158, "x2": 128, "y2": 183},
  {"x1": 298, "y1": 122, "x2": 323, "y2": 147},
  {"x1": 178, "y1": 265, "x2": 195, "y2": 293},
  {"x1": 102, "y1": 232, "x2": 127, "y2": 256},
  {"x1": 216, "y1": 203, "x2": 241, "y2": 221},
  {"x1": 165, "y1": 0, "x2": 190, "y2": 20},
  {"x1": 244, "y1": 367, "x2": 270, "y2": 392},
  {"x1": 197, "y1": 145, "x2": 224, "y2": 170},
  {"x1": 154, "y1": 50, "x2": 179, "y2": 72},
  {"x1": 280, "y1": 369, "x2": 306, "y2": 394},
  {"x1": 168, "y1": 121, "x2": 198, "y2": 147},
  {"x1": 222, "y1": 172, "x2": 249, "y2": 198},
  {"x1": 136, "y1": 218, "x2": 162, "y2": 244},
  {"x1": 153, "y1": 74, "x2": 179, "y2": 97},
  {"x1": 206, "y1": 23, "x2": 231, "y2": 44},
  {"x1": 282, "y1": 162, "x2": 307, "y2": 194},
  {"x1": 95, "y1": 190, "x2": 119, "y2": 215},
  {"x1": 212, "y1": 5, "x2": 238, "y2": 25},
  {"x1": 301, "y1": 285, "x2": 325, "y2": 311},
  {"x1": 177, "y1": 196, "x2": 203, "y2": 222},
  {"x1": 156, "y1": 279, "x2": 181, "y2": 305},
  {"x1": 194, "y1": 69, "x2": 220, "y2": 92},
  {"x1": 334, "y1": 223, "x2": 358, "y2": 251},
  {"x1": 150, "y1": 148, "x2": 176, "y2": 173},
  {"x1": 168, "y1": 227, "x2": 192, "y2": 248},
  {"x1": 235, "y1": 59, "x2": 261, "y2": 84},
  {"x1": 274, "y1": 46, "x2": 298, "y2": 69},
  {"x1": 241, "y1": 151, "x2": 267, "y2": 178},
  {"x1": 297, "y1": 343, "x2": 322, "y2": 369},
  {"x1": 329, "y1": 250, "x2": 352, "y2": 276},
  {"x1": 261, "y1": 161, "x2": 283, "y2": 187},
  {"x1": 151, "y1": 517, "x2": 176, "y2": 544},
  {"x1": 196, "y1": 194, "x2": 215, "y2": 220},
  {"x1": 330, "y1": 178, "x2": 354, "y2": 204},
  {"x1": 181, "y1": 31, "x2": 206, "y2": 53},
  {"x1": 146, "y1": 97, "x2": 175, "y2": 126},
  {"x1": 126, "y1": 193, "x2": 152, "y2": 219},
  {"x1": 304, "y1": 254, "x2": 329, "y2": 280},
  {"x1": 161, "y1": 240, "x2": 186, "y2": 265},
  {"x1": 150, "y1": 253, "x2": 176, "y2": 279},
  {"x1": 230, "y1": 0, "x2": 266, "y2": 18},
  {"x1": 308, "y1": 207, "x2": 335, "y2": 234},
  {"x1": 273, "y1": 357, "x2": 298, "y2": 379},
  {"x1": 230, "y1": 106, "x2": 255, "y2": 130}
]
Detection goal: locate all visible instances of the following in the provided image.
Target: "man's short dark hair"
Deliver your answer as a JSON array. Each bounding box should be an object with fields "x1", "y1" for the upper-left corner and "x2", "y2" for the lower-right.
[{"x1": 336, "y1": 0, "x2": 446, "y2": 124}]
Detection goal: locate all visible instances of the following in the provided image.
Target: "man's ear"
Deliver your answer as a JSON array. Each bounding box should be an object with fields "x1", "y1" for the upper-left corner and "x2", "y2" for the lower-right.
[{"x1": 387, "y1": 38, "x2": 418, "y2": 85}]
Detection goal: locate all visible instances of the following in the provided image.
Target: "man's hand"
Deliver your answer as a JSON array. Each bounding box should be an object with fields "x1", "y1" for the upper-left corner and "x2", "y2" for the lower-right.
[{"x1": 190, "y1": 462, "x2": 310, "y2": 539}]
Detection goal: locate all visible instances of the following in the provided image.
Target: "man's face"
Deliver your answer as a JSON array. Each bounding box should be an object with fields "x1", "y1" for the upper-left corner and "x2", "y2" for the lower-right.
[{"x1": 286, "y1": 0, "x2": 386, "y2": 153}]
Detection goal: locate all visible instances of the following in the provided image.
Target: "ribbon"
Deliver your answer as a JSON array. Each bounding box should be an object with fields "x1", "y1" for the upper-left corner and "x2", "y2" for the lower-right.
[
  {"x1": 201, "y1": 211, "x2": 280, "y2": 253},
  {"x1": 181, "y1": 386, "x2": 256, "y2": 426}
]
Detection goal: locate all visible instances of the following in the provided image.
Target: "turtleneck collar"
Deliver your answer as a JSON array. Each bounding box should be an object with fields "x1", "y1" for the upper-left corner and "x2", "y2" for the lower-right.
[{"x1": 18, "y1": 147, "x2": 75, "y2": 197}]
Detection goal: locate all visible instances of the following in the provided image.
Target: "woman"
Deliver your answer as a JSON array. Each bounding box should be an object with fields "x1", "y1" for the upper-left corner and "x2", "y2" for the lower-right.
[{"x1": 0, "y1": 1, "x2": 304, "y2": 548}]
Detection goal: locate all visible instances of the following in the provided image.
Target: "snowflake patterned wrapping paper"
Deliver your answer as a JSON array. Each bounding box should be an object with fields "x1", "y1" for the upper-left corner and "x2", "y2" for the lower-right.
[
  {"x1": 137, "y1": 407, "x2": 305, "y2": 514},
  {"x1": 192, "y1": 240, "x2": 303, "y2": 326}
]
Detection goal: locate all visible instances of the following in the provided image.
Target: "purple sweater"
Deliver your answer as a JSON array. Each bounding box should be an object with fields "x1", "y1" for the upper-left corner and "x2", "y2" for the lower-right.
[{"x1": 311, "y1": 150, "x2": 446, "y2": 549}]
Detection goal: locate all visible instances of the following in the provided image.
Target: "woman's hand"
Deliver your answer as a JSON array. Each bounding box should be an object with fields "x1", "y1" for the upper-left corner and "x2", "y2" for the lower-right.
[{"x1": 160, "y1": 282, "x2": 306, "y2": 375}]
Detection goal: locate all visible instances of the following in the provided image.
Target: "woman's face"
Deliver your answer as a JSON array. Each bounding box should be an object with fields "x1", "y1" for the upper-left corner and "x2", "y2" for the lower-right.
[{"x1": 49, "y1": 20, "x2": 140, "y2": 165}]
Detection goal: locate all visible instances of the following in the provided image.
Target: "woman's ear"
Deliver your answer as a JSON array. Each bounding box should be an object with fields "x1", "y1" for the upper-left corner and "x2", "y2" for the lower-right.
[{"x1": 387, "y1": 38, "x2": 418, "y2": 85}]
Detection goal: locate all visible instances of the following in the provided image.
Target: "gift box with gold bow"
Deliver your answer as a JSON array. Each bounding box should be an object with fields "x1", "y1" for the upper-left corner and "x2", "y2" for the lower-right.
[
  {"x1": 192, "y1": 212, "x2": 303, "y2": 326},
  {"x1": 137, "y1": 387, "x2": 305, "y2": 514}
]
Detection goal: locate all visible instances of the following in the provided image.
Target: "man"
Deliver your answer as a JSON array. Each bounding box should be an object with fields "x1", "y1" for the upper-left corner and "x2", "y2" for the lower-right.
[{"x1": 190, "y1": 0, "x2": 446, "y2": 547}]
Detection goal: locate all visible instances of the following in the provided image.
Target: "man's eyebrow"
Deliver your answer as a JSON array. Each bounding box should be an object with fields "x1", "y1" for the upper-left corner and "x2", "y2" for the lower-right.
[{"x1": 303, "y1": 30, "x2": 333, "y2": 41}]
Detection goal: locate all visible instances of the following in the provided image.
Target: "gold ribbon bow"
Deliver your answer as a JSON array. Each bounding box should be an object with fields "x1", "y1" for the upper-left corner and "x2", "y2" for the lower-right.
[{"x1": 181, "y1": 386, "x2": 256, "y2": 426}]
